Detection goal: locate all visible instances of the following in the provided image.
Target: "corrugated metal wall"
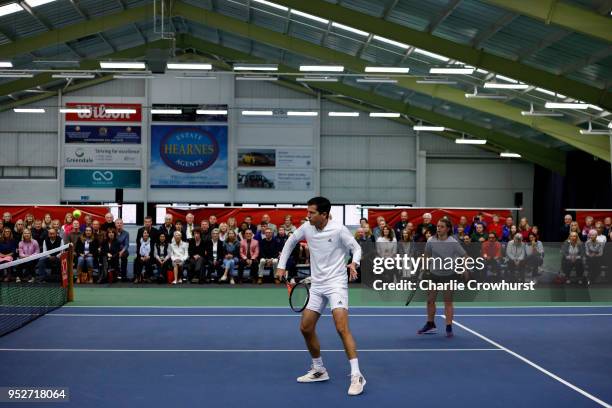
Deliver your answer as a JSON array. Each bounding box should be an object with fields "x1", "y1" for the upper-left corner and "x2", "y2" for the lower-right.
[{"x1": 320, "y1": 100, "x2": 417, "y2": 204}]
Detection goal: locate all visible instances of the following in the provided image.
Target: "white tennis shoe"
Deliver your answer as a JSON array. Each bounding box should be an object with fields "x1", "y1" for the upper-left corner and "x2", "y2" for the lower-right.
[
  {"x1": 297, "y1": 367, "x2": 329, "y2": 383},
  {"x1": 348, "y1": 374, "x2": 366, "y2": 396}
]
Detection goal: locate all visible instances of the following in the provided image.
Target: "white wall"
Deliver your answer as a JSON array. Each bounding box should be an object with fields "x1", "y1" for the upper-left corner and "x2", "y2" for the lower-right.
[
  {"x1": 0, "y1": 78, "x2": 534, "y2": 216},
  {"x1": 426, "y1": 158, "x2": 534, "y2": 221}
]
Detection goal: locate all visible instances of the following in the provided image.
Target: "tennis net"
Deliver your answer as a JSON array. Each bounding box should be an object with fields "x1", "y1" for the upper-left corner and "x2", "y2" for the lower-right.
[{"x1": 0, "y1": 243, "x2": 71, "y2": 337}]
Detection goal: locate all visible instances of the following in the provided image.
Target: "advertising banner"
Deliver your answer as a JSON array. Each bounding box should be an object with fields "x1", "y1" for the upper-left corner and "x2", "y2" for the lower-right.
[
  {"x1": 63, "y1": 145, "x2": 141, "y2": 167},
  {"x1": 64, "y1": 103, "x2": 142, "y2": 122},
  {"x1": 64, "y1": 169, "x2": 141, "y2": 188},
  {"x1": 64, "y1": 125, "x2": 141, "y2": 144},
  {"x1": 150, "y1": 125, "x2": 228, "y2": 189}
]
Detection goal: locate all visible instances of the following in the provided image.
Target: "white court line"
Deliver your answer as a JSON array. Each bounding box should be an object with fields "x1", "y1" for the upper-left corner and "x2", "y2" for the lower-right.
[
  {"x1": 23, "y1": 313, "x2": 612, "y2": 317},
  {"x1": 0, "y1": 348, "x2": 501, "y2": 353},
  {"x1": 451, "y1": 317, "x2": 612, "y2": 408},
  {"x1": 59, "y1": 305, "x2": 612, "y2": 309}
]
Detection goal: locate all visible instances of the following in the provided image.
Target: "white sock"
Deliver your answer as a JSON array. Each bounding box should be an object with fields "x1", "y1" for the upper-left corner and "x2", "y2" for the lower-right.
[
  {"x1": 349, "y1": 358, "x2": 361, "y2": 376},
  {"x1": 312, "y1": 357, "x2": 324, "y2": 370}
]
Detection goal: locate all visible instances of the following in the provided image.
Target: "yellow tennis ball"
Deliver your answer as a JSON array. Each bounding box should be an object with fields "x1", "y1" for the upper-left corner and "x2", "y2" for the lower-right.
[{"x1": 72, "y1": 209, "x2": 82, "y2": 219}]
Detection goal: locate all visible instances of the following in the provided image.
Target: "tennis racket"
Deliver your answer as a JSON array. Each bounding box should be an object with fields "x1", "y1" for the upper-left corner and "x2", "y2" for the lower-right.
[{"x1": 284, "y1": 276, "x2": 311, "y2": 313}]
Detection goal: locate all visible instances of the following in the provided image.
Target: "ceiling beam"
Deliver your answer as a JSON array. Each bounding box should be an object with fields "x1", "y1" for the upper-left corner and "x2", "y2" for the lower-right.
[
  {"x1": 173, "y1": 2, "x2": 609, "y2": 160},
  {"x1": 478, "y1": 0, "x2": 612, "y2": 43},
  {"x1": 471, "y1": 12, "x2": 517, "y2": 48},
  {"x1": 0, "y1": 39, "x2": 172, "y2": 97},
  {"x1": 178, "y1": 34, "x2": 566, "y2": 173},
  {"x1": 0, "y1": 4, "x2": 151, "y2": 59},
  {"x1": 427, "y1": 0, "x2": 462, "y2": 33},
  {"x1": 560, "y1": 45, "x2": 612, "y2": 75},
  {"x1": 268, "y1": 0, "x2": 611, "y2": 109}
]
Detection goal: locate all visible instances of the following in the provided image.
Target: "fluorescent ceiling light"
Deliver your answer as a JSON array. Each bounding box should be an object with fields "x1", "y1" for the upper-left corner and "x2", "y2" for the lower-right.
[
  {"x1": 476, "y1": 68, "x2": 489, "y2": 75},
  {"x1": 0, "y1": 61, "x2": 13, "y2": 68},
  {"x1": 60, "y1": 108, "x2": 91, "y2": 114},
  {"x1": 521, "y1": 103, "x2": 564, "y2": 117},
  {"x1": 413, "y1": 125, "x2": 445, "y2": 131},
  {"x1": 483, "y1": 83, "x2": 529, "y2": 90},
  {"x1": 251, "y1": 0, "x2": 288, "y2": 11},
  {"x1": 370, "y1": 112, "x2": 400, "y2": 118},
  {"x1": 609, "y1": 122, "x2": 612, "y2": 129},
  {"x1": 233, "y1": 64, "x2": 278, "y2": 71},
  {"x1": 372, "y1": 35, "x2": 409, "y2": 49},
  {"x1": 430, "y1": 67, "x2": 474, "y2": 74},
  {"x1": 166, "y1": 62, "x2": 212, "y2": 70},
  {"x1": 197, "y1": 109, "x2": 228, "y2": 115},
  {"x1": 100, "y1": 61, "x2": 145, "y2": 69},
  {"x1": 290, "y1": 9, "x2": 328, "y2": 24},
  {"x1": 296, "y1": 77, "x2": 338, "y2": 82},
  {"x1": 287, "y1": 111, "x2": 318, "y2": 116},
  {"x1": 151, "y1": 109, "x2": 182, "y2": 115},
  {"x1": 544, "y1": 102, "x2": 589, "y2": 109},
  {"x1": 495, "y1": 74, "x2": 518, "y2": 83},
  {"x1": 0, "y1": 3, "x2": 22, "y2": 17},
  {"x1": 113, "y1": 74, "x2": 154, "y2": 79},
  {"x1": 236, "y1": 75, "x2": 278, "y2": 81},
  {"x1": 416, "y1": 79, "x2": 457, "y2": 85},
  {"x1": 465, "y1": 89, "x2": 507, "y2": 99},
  {"x1": 242, "y1": 110, "x2": 273, "y2": 116},
  {"x1": 588, "y1": 105, "x2": 603, "y2": 111},
  {"x1": 52, "y1": 73, "x2": 95, "y2": 79},
  {"x1": 25, "y1": 0, "x2": 55, "y2": 6},
  {"x1": 500, "y1": 152, "x2": 521, "y2": 158},
  {"x1": 579, "y1": 122, "x2": 610, "y2": 135},
  {"x1": 0, "y1": 72, "x2": 34, "y2": 78},
  {"x1": 299, "y1": 65, "x2": 344, "y2": 72},
  {"x1": 455, "y1": 138, "x2": 487, "y2": 145},
  {"x1": 329, "y1": 112, "x2": 359, "y2": 117},
  {"x1": 331, "y1": 22, "x2": 368, "y2": 36},
  {"x1": 176, "y1": 75, "x2": 217, "y2": 80},
  {"x1": 105, "y1": 108, "x2": 136, "y2": 114},
  {"x1": 356, "y1": 77, "x2": 398, "y2": 84},
  {"x1": 364, "y1": 66, "x2": 409, "y2": 73},
  {"x1": 13, "y1": 108, "x2": 45, "y2": 113},
  {"x1": 413, "y1": 48, "x2": 449, "y2": 62}
]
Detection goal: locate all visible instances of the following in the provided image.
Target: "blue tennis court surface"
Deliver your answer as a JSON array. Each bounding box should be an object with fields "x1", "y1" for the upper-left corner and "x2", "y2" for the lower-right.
[{"x1": 1, "y1": 306, "x2": 611, "y2": 407}]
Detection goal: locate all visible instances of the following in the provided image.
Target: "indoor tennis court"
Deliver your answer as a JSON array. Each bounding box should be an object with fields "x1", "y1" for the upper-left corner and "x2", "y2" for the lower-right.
[
  {"x1": 1, "y1": 301, "x2": 611, "y2": 407},
  {"x1": 1, "y1": 0, "x2": 612, "y2": 406}
]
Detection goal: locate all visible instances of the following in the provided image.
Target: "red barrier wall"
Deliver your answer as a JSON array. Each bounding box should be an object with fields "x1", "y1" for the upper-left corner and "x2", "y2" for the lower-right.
[
  {"x1": 368, "y1": 208, "x2": 513, "y2": 228},
  {"x1": 165, "y1": 207, "x2": 308, "y2": 227},
  {"x1": 0, "y1": 205, "x2": 110, "y2": 223}
]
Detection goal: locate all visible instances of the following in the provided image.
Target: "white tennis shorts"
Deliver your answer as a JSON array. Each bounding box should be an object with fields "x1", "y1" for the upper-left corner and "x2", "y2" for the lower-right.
[{"x1": 305, "y1": 285, "x2": 349, "y2": 314}]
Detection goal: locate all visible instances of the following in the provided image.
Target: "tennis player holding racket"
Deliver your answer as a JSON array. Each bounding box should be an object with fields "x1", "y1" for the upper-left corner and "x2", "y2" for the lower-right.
[{"x1": 277, "y1": 197, "x2": 365, "y2": 396}]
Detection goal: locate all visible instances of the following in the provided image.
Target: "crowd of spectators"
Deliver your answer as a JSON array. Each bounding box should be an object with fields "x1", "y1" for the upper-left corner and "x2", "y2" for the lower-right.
[
  {"x1": 0, "y1": 211, "x2": 310, "y2": 285},
  {"x1": 0, "y1": 210, "x2": 610, "y2": 286}
]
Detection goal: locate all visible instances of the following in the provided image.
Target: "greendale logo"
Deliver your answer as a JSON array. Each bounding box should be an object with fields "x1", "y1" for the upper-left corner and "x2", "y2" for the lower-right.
[
  {"x1": 66, "y1": 147, "x2": 93, "y2": 164},
  {"x1": 160, "y1": 127, "x2": 219, "y2": 173}
]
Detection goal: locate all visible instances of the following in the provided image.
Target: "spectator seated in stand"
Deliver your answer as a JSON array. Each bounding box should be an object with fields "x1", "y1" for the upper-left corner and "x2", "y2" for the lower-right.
[
  {"x1": 393, "y1": 211, "x2": 409, "y2": 240},
  {"x1": 481, "y1": 232, "x2": 502, "y2": 281},
  {"x1": 219, "y1": 230, "x2": 240, "y2": 284},
  {"x1": 560, "y1": 214, "x2": 573, "y2": 242},
  {"x1": 204, "y1": 229, "x2": 226, "y2": 283},
  {"x1": 98, "y1": 228, "x2": 120, "y2": 284},
  {"x1": 17, "y1": 229, "x2": 40, "y2": 283},
  {"x1": 524, "y1": 232, "x2": 544, "y2": 281},
  {"x1": 0, "y1": 228, "x2": 16, "y2": 282},
  {"x1": 501, "y1": 216, "x2": 514, "y2": 242},
  {"x1": 134, "y1": 229, "x2": 154, "y2": 284},
  {"x1": 37, "y1": 227, "x2": 62, "y2": 282},
  {"x1": 584, "y1": 229, "x2": 605, "y2": 284},
  {"x1": 258, "y1": 227, "x2": 280, "y2": 284},
  {"x1": 76, "y1": 226, "x2": 98, "y2": 284},
  {"x1": 581, "y1": 216, "x2": 594, "y2": 242},
  {"x1": 561, "y1": 231, "x2": 586, "y2": 285},
  {"x1": 505, "y1": 233, "x2": 526, "y2": 282},
  {"x1": 185, "y1": 228, "x2": 206, "y2": 283},
  {"x1": 169, "y1": 231, "x2": 189, "y2": 285},
  {"x1": 470, "y1": 223, "x2": 487, "y2": 243},
  {"x1": 153, "y1": 232, "x2": 171, "y2": 283},
  {"x1": 238, "y1": 229, "x2": 259, "y2": 284},
  {"x1": 416, "y1": 213, "x2": 436, "y2": 242}
]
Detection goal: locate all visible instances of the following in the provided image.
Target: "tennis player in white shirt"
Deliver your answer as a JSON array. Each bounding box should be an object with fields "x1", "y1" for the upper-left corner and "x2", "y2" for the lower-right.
[{"x1": 276, "y1": 197, "x2": 365, "y2": 396}]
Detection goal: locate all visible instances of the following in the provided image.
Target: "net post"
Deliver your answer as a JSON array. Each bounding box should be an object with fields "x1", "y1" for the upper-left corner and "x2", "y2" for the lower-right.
[{"x1": 67, "y1": 244, "x2": 74, "y2": 302}]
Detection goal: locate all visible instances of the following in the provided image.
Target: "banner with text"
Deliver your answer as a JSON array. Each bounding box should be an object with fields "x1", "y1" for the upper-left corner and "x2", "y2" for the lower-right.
[
  {"x1": 64, "y1": 145, "x2": 141, "y2": 167},
  {"x1": 150, "y1": 125, "x2": 228, "y2": 189}
]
